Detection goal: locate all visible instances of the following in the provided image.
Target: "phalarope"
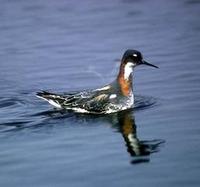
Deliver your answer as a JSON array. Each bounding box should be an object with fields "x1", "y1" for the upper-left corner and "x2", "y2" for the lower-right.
[{"x1": 36, "y1": 49, "x2": 158, "y2": 114}]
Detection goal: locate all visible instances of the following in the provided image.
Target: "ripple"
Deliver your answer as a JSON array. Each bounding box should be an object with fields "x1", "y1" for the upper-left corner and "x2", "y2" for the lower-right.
[
  {"x1": 134, "y1": 95, "x2": 158, "y2": 111},
  {"x1": 0, "y1": 97, "x2": 26, "y2": 109},
  {"x1": 0, "y1": 121, "x2": 32, "y2": 133},
  {"x1": 0, "y1": 99, "x2": 16, "y2": 108}
]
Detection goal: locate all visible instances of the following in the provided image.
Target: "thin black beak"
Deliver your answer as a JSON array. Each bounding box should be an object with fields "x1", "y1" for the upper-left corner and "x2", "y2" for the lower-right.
[{"x1": 142, "y1": 60, "x2": 159, "y2": 68}]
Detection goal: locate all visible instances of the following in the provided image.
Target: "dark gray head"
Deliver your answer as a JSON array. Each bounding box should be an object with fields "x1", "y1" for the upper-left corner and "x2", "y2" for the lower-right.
[{"x1": 121, "y1": 49, "x2": 158, "y2": 68}]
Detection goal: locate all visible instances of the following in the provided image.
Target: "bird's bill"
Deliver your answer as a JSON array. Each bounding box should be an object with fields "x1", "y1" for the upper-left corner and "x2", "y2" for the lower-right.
[{"x1": 142, "y1": 60, "x2": 159, "y2": 68}]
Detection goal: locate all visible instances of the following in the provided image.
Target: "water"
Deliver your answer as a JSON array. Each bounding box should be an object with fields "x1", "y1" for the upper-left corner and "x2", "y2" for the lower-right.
[{"x1": 0, "y1": 0, "x2": 200, "y2": 186}]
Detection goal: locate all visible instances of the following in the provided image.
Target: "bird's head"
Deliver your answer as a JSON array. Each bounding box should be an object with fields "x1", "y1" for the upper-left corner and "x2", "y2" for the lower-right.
[{"x1": 121, "y1": 49, "x2": 158, "y2": 69}]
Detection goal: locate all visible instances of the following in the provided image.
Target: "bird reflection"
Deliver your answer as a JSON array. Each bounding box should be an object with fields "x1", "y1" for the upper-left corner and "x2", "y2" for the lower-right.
[
  {"x1": 109, "y1": 111, "x2": 165, "y2": 163},
  {"x1": 4, "y1": 107, "x2": 164, "y2": 164}
]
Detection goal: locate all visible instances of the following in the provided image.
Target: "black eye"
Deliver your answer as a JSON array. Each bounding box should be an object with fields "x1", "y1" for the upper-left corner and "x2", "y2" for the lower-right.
[{"x1": 133, "y1": 54, "x2": 138, "y2": 57}]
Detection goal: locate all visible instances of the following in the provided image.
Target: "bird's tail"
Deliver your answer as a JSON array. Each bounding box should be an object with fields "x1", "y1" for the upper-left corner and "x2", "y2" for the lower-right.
[
  {"x1": 36, "y1": 91, "x2": 64, "y2": 108},
  {"x1": 36, "y1": 91, "x2": 57, "y2": 99}
]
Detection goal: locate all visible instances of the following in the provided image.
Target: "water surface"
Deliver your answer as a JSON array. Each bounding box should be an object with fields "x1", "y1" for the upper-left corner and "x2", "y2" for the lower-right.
[{"x1": 0, "y1": 0, "x2": 200, "y2": 186}]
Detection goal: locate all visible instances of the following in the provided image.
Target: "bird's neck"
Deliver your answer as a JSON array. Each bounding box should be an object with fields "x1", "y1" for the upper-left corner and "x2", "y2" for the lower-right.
[{"x1": 117, "y1": 62, "x2": 134, "y2": 96}]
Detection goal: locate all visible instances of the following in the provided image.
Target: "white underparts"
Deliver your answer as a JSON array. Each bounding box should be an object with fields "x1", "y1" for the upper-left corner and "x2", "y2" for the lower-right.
[
  {"x1": 48, "y1": 100, "x2": 62, "y2": 108},
  {"x1": 37, "y1": 95, "x2": 62, "y2": 109},
  {"x1": 109, "y1": 94, "x2": 117, "y2": 99},
  {"x1": 72, "y1": 108, "x2": 90, "y2": 113},
  {"x1": 124, "y1": 62, "x2": 134, "y2": 80}
]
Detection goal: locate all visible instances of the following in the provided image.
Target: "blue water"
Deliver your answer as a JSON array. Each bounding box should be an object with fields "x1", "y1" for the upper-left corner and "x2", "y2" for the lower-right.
[{"x1": 0, "y1": 0, "x2": 200, "y2": 186}]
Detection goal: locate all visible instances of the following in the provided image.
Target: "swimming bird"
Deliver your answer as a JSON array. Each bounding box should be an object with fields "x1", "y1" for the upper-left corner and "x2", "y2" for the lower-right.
[{"x1": 36, "y1": 49, "x2": 158, "y2": 114}]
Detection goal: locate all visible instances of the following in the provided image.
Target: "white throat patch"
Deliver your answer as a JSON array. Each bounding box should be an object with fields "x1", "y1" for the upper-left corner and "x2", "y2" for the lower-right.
[{"x1": 124, "y1": 62, "x2": 134, "y2": 80}]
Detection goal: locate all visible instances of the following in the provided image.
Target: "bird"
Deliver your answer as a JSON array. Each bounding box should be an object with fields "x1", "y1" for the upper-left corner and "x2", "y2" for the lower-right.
[{"x1": 36, "y1": 49, "x2": 158, "y2": 114}]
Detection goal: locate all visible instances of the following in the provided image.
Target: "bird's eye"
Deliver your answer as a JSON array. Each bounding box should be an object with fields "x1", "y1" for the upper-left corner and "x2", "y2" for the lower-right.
[{"x1": 133, "y1": 54, "x2": 137, "y2": 57}]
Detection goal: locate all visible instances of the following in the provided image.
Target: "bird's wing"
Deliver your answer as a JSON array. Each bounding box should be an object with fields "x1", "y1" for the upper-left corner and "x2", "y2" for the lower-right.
[
  {"x1": 79, "y1": 93, "x2": 110, "y2": 113},
  {"x1": 62, "y1": 89, "x2": 112, "y2": 113},
  {"x1": 36, "y1": 89, "x2": 114, "y2": 113}
]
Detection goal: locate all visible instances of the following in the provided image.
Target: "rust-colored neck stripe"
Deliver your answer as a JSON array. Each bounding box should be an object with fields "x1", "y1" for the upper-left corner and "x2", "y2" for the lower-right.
[{"x1": 117, "y1": 63, "x2": 132, "y2": 96}]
